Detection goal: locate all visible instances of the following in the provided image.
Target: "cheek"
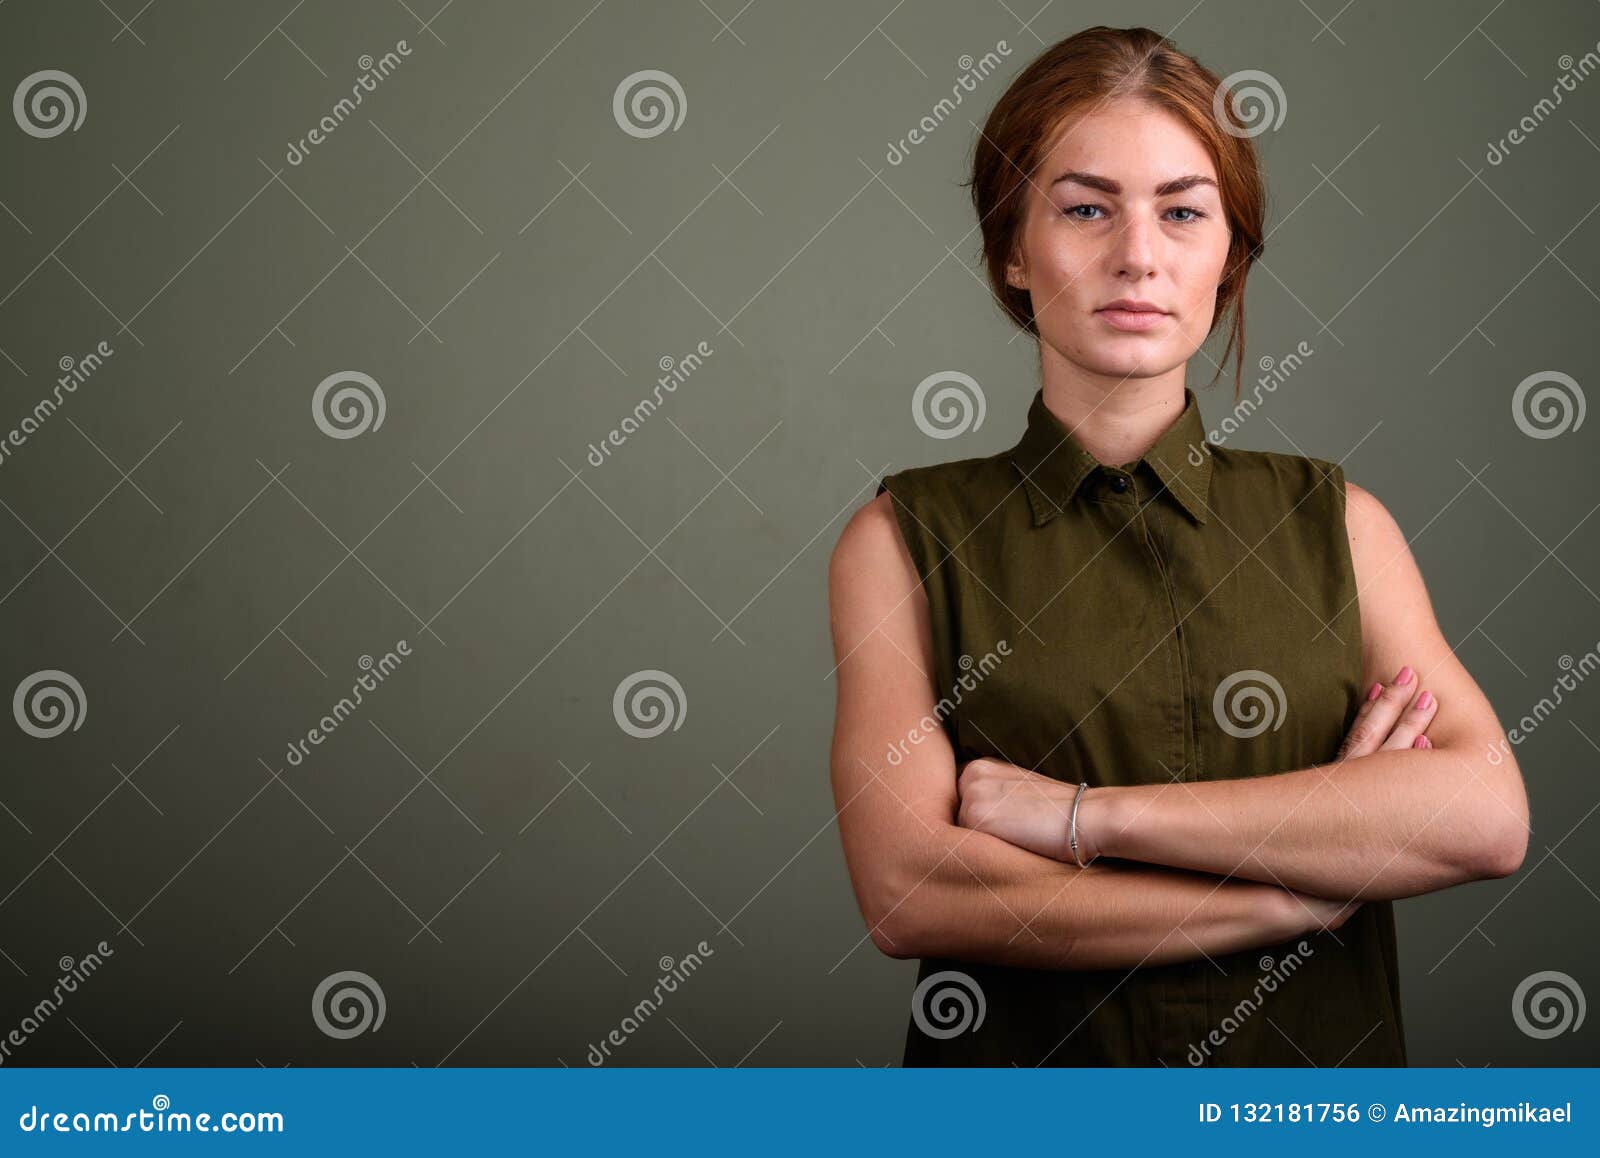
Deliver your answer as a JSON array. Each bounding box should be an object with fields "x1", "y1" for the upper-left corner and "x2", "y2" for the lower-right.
[
  {"x1": 1172, "y1": 244, "x2": 1230, "y2": 328},
  {"x1": 1027, "y1": 233, "x2": 1094, "y2": 298}
]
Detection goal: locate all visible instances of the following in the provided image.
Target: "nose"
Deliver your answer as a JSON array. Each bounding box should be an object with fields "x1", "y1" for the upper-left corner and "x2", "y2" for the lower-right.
[{"x1": 1110, "y1": 213, "x2": 1157, "y2": 280}]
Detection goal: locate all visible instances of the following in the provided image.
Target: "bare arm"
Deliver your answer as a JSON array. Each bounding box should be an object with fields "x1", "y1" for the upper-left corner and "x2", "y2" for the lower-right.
[
  {"x1": 964, "y1": 481, "x2": 1531, "y2": 902},
  {"x1": 826, "y1": 492, "x2": 1355, "y2": 970}
]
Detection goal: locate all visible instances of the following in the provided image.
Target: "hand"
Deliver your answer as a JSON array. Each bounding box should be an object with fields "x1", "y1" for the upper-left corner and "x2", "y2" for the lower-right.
[
  {"x1": 1336, "y1": 663, "x2": 1439, "y2": 760},
  {"x1": 955, "y1": 757, "x2": 1081, "y2": 861}
]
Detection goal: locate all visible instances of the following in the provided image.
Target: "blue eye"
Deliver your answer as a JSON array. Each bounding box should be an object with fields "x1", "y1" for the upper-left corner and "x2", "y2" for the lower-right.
[{"x1": 1060, "y1": 203, "x2": 1208, "y2": 223}]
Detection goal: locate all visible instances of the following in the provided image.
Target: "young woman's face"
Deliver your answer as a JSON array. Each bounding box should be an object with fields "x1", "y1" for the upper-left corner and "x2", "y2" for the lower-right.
[{"x1": 1005, "y1": 96, "x2": 1233, "y2": 381}]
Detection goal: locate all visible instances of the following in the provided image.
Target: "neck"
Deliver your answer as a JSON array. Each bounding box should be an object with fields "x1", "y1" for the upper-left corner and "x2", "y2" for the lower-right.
[{"x1": 1037, "y1": 340, "x2": 1188, "y2": 469}]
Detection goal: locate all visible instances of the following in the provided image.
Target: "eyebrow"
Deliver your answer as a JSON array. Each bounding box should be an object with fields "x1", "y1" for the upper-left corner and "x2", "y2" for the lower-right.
[{"x1": 1049, "y1": 171, "x2": 1218, "y2": 197}]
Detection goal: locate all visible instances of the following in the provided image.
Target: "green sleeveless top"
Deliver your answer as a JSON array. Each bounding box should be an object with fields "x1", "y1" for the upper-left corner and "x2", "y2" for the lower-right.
[{"x1": 877, "y1": 385, "x2": 1406, "y2": 1067}]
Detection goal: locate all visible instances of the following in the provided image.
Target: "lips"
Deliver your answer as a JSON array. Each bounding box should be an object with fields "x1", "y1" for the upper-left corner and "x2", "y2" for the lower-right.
[{"x1": 1096, "y1": 302, "x2": 1170, "y2": 332}]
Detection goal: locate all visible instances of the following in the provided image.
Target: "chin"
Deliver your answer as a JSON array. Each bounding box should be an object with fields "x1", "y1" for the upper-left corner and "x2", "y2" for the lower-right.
[
  {"x1": 1046, "y1": 332, "x2": 1182, "y2": 380},
  {"x1": 1090, "y1": 351, "x2": 1168, "y2": 378}
]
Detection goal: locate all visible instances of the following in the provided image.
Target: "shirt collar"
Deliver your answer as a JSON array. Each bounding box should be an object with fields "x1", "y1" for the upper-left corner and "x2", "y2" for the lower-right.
[{"x1": 1007, "y1": 387, "x2": 1213, "y2": 527}]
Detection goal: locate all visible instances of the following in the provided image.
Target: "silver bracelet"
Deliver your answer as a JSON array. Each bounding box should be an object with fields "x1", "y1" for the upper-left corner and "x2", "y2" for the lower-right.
[{"x1": 1068, "y1": 781, "x2": 1090, "y2": 867}]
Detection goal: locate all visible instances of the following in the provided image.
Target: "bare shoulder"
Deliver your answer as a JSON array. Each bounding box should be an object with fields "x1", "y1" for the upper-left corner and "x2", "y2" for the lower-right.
[
  {"x1": 1342, "y1": 478, "x2": 1414, "y2": 581},
  {"x1": 1340, "y1": 477, "x2": 1447, "y2": 672},
  {"x1": 828, "y1": 492, "x2": 922, "y2": 640}
]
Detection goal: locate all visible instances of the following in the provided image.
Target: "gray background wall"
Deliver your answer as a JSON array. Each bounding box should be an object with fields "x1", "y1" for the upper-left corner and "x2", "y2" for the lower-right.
[{"x1": 0, "y1": 0, "x2": 1595, "y2": 1065}]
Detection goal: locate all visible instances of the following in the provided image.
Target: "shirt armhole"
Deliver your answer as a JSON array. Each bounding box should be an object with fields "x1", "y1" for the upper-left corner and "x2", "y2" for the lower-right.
[
  {"x1": 877, "y1": 474, "x2": 936, "y2": 589},
  {"x1": 1318, "y1": 457, "x2": 1366, "y2": 687},
  {"x1": 1323, "y1": 458, "x2": 1348, "y2": 520}
]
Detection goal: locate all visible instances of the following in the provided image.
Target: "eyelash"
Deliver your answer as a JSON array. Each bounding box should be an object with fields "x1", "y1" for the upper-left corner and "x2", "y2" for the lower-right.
[{"x1": 1061, "y1": 203, "x2": 1209, "y2": 224}]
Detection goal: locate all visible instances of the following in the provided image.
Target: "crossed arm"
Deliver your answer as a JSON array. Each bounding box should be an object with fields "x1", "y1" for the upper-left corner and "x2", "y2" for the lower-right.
[{"x1": 826, "y1": 481, "x2": 1529, "y2": 970}]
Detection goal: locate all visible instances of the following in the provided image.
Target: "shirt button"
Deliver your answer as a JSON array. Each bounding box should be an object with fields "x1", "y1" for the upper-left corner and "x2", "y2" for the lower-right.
[{"x1": 1108, "y1": 473, "x2": 1130, "y2": 493}]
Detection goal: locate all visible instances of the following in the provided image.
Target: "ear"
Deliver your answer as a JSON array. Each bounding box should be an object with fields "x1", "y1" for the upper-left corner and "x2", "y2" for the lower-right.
[{"x1": 1004, "y1": 249, "x2": 1028, "y2": 291}]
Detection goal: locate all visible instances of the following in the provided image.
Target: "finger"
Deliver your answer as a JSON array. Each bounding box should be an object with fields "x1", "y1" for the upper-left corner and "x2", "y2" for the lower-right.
[
  {"x1": 1335, "y1": 684, "x2": 1382, "y2": 760},
  {"x1": 1381, "y1": 686, "x2": 1438, "y2": 751},
  {"x1": 1341, "y1": 666, "x2": 1418, "y2": 759},
  {"x1": 1351, "y1": 680, "x2": 1383, "y2": 724}
]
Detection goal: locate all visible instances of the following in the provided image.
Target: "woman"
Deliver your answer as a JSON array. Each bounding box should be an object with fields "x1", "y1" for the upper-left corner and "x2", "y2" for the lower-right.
[{"x1": 826, "y1": 26, "x2": 1529, "y2": 1067}]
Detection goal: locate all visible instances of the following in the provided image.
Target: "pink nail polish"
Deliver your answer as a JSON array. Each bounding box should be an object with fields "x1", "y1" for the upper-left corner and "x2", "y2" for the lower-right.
[
  {"x1": 1367, "y1": 682, "x2": 1383, "y2": 702},
  {"x1": 1416, "y1": 690, "x2": 1433, "y2": 710},
  {"x1": 1413, "y1": 735, "x2": 1425, "y2": 748},
  {"x1": 1396, "y1": 665, "x2": 1414, "y2": 685}
]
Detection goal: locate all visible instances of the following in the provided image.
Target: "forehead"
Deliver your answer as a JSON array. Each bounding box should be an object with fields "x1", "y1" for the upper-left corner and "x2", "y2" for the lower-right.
[{"x1": 1035, "y1": 97, "x2": 1218, "y2": 186}]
